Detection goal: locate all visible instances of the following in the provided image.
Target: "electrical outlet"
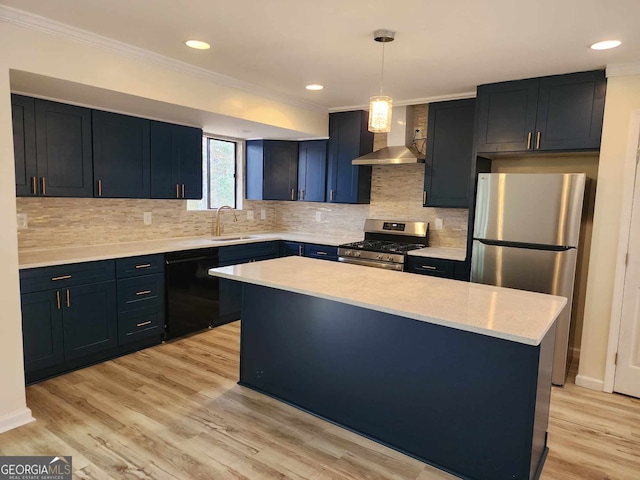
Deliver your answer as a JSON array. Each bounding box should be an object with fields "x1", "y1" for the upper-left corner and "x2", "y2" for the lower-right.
[
  {"x1": 315, "y1": 211, "x2": 322, "y2": 222},
  {"x1": 260, "y1": 209, "x2": 266, "y2": 220},
  {"x1": 16, "y1": 213, "x2": 28, "y2": 230},
  {"x1": 144, "y1": 212, "x2": 152, "y2": 225},
  {"x1": 435, "y1": 218, "x2": 443, "y2": 230},
  {"x1": 246, "y1": 210, "x2": 254, "y2": 220}
]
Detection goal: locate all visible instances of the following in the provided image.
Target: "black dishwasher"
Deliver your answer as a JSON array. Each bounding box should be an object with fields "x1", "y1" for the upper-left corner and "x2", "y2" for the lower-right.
[{"x1": 165, "y1": 248, "x2": 220, "y2": 340}]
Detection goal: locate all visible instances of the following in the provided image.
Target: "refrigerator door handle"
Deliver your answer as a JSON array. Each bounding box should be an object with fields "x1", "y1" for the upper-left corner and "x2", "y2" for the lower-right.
[{"x1": 474, "y1": 238, "x2": 573, "y2": 251}]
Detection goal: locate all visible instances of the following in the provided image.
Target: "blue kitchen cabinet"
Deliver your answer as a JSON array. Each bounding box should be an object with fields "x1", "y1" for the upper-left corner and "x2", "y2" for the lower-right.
[
  {"x1": 326, "y1": 111, "x2": 374, "y2": 204},
  {"x1": 406, "y1": 256, "x2": 468, "y2": 280},
  {"x1": 476, "y1": 70, "x2": 605, "y2": 154},
  {"x1": 92, "y1": 110, "x2": 151, "y2": 198},
  {"x1": 150, "y1": 121, "x2": 203, "y2": 199},
  {"x1": 219, "y1": 242, "x2": 280, "y2": 322},
  {"x1": 12, "y1": 94, "x2": 37, "y2": 197},
  {"x1": 12, "y1": 95, "x2": 93, "y2": 197},
  {"x1": 35, "y1": 99, "x2": 93, "y2": 197},
  {"x1": 423, "y1": 99, "x2": 476, "y2": 208},
  {"x1": 20, "y1": 290, "x2": 64, "y2": 372},
  {"x1": 304, "y1": 244, "x2": 338, "y2": 261},
  {"x1": 281, "y1": 241, "x2": 304, "y2": 257},
  {"x1": 246, "y1": 140, "x2": 299, "y2": 200},
  {"x1": 298, "y1": 140, "x2": 327, "y2": 202},
  {"x1": 62, "y1": 281, "x2": 118, "y2": 360}
]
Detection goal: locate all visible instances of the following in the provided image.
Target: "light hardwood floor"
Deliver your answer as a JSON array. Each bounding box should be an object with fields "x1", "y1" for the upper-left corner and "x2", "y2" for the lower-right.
[{"x1": 1, "y1": 322, "x2": 639, "y2": 479}]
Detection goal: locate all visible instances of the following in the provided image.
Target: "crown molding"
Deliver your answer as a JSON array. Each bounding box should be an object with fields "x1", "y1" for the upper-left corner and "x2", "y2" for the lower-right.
[
  {"x1": 0, "y1": 5, "x2": 328, "y2": 114},
  {"x1": 329, "y1": 91, "x2": 476, "y2": 112},
  {"x1": 606, "y1": 62, "x2": 640, "y2": 78}
]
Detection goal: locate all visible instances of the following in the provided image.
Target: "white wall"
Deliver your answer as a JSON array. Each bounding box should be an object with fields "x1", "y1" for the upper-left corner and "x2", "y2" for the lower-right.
[
  {"x1": 0, "y1": 19, "x2": 326, "y2": 432},
  {"x1": 578, "y1": 73, "x2": 640, "y2": 388}
]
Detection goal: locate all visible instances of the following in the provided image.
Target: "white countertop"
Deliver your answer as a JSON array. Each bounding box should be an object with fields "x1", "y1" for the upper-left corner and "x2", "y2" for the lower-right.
[
  {"x1": 208, "y1": 256, "x2": 566, "y2": 346},
  {"x1": 408, "y1": 246, "x2": 467, "y2": 261},
  {"x1": 18, "y1": 232, "x2": 363, "y2": 269}
]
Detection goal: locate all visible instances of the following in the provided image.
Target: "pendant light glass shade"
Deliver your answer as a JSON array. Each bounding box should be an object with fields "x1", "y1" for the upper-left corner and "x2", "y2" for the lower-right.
[{"x1": 368, "y1": 96, "x2": 393, "y2": 133}]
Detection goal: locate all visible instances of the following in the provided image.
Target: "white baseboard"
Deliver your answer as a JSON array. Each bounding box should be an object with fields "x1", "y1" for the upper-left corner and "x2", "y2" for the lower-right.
[
  {"x1": 575, "y1": 374, "x2": 604, "y2": 391},
  {"x1": 0, "y1": 407, "x2": 34, "y2": 434}
]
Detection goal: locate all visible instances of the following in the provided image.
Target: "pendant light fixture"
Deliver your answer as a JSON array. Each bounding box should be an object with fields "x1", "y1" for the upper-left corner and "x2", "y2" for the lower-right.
[{"x1": 368, "y1": 29, "x2": 395, "y2": 133}]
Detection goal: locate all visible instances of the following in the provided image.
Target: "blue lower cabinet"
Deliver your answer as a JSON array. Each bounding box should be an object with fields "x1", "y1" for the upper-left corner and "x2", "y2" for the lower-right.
[
  {"x1": 304, "y1": 244, "x2": 338, "y2": 261},
  {"x1": 21, "y1": 290, "x2": 64, "y2": 372},
  {"x1": 62, "y1": 281, "x2": 118, "y2": 360},
  {"x1": 406, "y1": 257, "x2": 469, "y2": 281},
  {"x1": 219, "y1": 242, "x2": 281, "y2": 322},
  {"x1": 281, "y1": 241, "x2": 304, "y2": 257}
]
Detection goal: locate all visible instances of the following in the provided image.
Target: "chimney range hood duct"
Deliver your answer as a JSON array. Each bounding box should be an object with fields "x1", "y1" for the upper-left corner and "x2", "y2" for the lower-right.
[{"x1": 352, "y1": 106, "x2": 425, "y2": 165}]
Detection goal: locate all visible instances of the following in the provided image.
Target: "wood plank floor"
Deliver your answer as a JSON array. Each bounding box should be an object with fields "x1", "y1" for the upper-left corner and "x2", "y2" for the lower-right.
[{"x1": 1, "y1": 321, "x2": 639, "y2": 479}]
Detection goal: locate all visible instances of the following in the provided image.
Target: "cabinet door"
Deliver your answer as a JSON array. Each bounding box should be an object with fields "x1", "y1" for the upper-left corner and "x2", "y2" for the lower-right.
[
  {"x1": 327, "y1": 111, "x2": 373, "y2": 204},
  {"x1": 93, "y1": 110, "x2": 150, "y2": 198},
  {"x1": 35, "y1": 100, "x2": 93, "y2": 197},
  {"x1": 263, "y1": 141, "x2": 298, "y2": 200},
  {"x1": 21, "y1": 290, "x2": 64, "y2": 372},
  {"x1": 150, "y1": 122, "x2": 202, "y2": 199},
  {"x1": 475, "y1": 79, "x2": 539, "y2": 153},
  {"x1": 63, "y1": 281, "x2": 117, "y2": 360},
  {"x1": 298, "y1": 140, "x2": 326, "y2": 202},
  {"x1": 175, "y1": 125, "x2": 203, "y2": 200},
  {"x1": 12, "y1": 95, "x2": 37, "y2": 197},
  {"x1": 281, "y1": 241, "x2": 304, "y2": 257},
  {"x1": 424, "y1": 99, "x2": 475, "y2": 208},
  {"x1": 535, "y1": 70, "x2": 606, "y2": 151}
]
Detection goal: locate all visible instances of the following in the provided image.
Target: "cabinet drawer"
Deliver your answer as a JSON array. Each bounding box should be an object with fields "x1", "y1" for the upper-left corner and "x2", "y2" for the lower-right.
[
  {"x1": 117, "y1": 273, "x2": 164, "y2": 312},
  {"x1": 118, "y1": 308, "x2": 164, "y2": 344},
  {"x1": 20, "y1": 260, "x2": 115, "y2": 294},
  {"x1": 116, "y1": 254, "x2": 164, "y2": 278},
  {"x1": 407, "y1": 257, "x2": 455, "y2": 278},
  {"x1": 219, "y1": 241, "x2": 280, "y2": 265},
  {"x1": 304, "y1": 244, "x2": 338, "y2": 261}
]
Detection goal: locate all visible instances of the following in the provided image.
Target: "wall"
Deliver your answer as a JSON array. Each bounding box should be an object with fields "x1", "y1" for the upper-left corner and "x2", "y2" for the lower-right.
[
  {"x1": 491, "y1": 154, "x2": 599, "y2": 358},
  {"x1": 577, "y1": 74, "x2": 640, "y2": 389},
  {"x1": 0, "y1": 17, "x2": 326, "y2": 432}
]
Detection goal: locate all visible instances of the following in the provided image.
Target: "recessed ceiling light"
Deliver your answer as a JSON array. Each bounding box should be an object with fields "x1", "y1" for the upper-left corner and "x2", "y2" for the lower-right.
[
  {"x1": 185, "y1": 40, "x2": 211, "y2": 50},
  {"x1": 305, "y1": 84, "x2": 324, "y2": 91},
  {"x1": 590, "y1": 40, "x2": 622, "y2": 50}
]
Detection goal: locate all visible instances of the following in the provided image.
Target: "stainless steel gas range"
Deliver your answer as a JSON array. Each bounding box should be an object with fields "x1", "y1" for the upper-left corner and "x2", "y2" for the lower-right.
[{"x1": 338, "y1": 219, "x2": 429, "y2": 271}]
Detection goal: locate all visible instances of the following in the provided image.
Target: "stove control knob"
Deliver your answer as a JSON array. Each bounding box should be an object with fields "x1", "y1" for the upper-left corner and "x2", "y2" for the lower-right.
[
  {"x1": 387, "y1": 256, "x2": 393, "y2": 261},
  {"x1": 377, "y1": 254, "x2": 383, "y2": 260},
  {"x1": 355, "y1": 251, "x2": 361, "y2": 257},
  {"x1": 344, "y1": 249, "x2": 352, "y2": 256}
]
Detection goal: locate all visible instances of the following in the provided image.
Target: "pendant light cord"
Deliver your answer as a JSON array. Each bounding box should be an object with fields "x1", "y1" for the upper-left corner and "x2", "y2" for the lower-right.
[{"x1": 379, "y1": 42, "x2": 385, "y2": 96}]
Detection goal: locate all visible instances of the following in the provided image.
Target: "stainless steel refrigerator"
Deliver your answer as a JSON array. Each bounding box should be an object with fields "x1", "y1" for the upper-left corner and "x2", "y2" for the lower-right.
[{"x1": 471, "y1": 173, "x2": 586, "y2": 386}]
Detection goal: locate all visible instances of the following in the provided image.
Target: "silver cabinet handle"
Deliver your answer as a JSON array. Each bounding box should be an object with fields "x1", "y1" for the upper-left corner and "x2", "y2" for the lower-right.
[
  {"x1": 137, "y1": 321, "x2": 152, "y2": 327},
  {"x1": 527, "y1": 132, "x2": 532, "y2": 150},
  {"x1": 316, "y1": 251, "x2": 327, "y2": 256},
  {"x1": 135, "y1": 264, "x2": 152, "y2": 269},
  {"x1": 423, "y1": 191, "x2": 427, "y2": 205},
  {"x1": 51, "y1": 275, "x2": 72, "y2": 281},
  {"x1": 421, "y1": 265, "x2": 437, "y2": 270},
  {"x1": 136, "y1": 290, "x2": 152, "y2": 296},
  {"x1": 536, "y1": 131, "x2": 541, "y2": 149},
  {"x1": 182, "y1": 184, "x2": 185, "y2": 198},
  {"x1": 298, "y1": 245, "x2": 303, "y2": 256},
  {"x1": 329, "y1": 189, "x2": 334, "y2": 201},
  {"x1": 291, "y1": 189, "x2": 295, "y2": 200}
]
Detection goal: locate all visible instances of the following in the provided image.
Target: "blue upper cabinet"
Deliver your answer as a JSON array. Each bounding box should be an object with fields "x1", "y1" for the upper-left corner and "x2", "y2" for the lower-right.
[
  {"x1": 35, "y1": 99, "x2": 94, "y2": 197},
  {"x1": 326, "y1": 111, "x2": 374, "y2": 204},
  {"x1": 423, "y1": 99, "x2": 476, "y2": 208},
  {"x1": 12, "y1": 95, "x2": 93, "y2": 197},
  {"x1": 150, "y1": 121, "x2": 203, "y2": 199},
  {"x1": 12, "y1": 94, "x2": 37, "y2": 197},
  {"x1": 476, "y1": 70, "x2": 606, "y2": 154},
  {"x1": 298, "y1": 140, "x2": 327, "y2": 202},
  {"x1": 92, "y1": 110, "x2": 150, "y2": 198},
  {"x1": 246, "y1": 140, "x2": 299, "y2": 200}
]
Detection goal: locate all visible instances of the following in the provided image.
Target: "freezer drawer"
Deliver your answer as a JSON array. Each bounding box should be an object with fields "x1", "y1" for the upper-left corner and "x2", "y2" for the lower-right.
[
  {"x1": 471, "y1": 240, "x2": 577, "y2": 385},
  {"x1": 474, "y1": 173, "x2": 585, "y2": 247}
]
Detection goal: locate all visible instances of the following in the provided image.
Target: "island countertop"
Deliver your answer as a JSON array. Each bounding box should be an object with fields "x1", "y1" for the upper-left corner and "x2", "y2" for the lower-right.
[{"x1": 208, "y1": 256, "x2": 567, "y2": 346}]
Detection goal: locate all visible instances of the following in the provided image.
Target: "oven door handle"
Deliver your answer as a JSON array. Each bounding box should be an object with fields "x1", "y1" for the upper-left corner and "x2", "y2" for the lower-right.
[{"x1": 338, "y1": 256, "x2": 403, "y2": 271}]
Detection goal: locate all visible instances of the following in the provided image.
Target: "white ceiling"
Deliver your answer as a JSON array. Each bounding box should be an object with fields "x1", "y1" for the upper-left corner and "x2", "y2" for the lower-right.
[{"x1": 3, "y1": 0, "x2": 640, "y2": 110}]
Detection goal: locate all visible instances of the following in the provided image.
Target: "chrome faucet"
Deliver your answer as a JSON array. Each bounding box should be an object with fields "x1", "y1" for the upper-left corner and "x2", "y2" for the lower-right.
[{"x1": 215, "y1": 205, "x2": 238, "y2": 236}]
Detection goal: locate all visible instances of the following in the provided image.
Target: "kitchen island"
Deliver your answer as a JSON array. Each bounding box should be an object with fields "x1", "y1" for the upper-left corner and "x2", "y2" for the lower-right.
[{"x1": 208, "y1": 257, "x2": 566, "y2": 480}]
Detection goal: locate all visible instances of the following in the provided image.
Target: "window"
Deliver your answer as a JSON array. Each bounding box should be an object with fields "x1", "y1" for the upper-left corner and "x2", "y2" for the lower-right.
[{"x1": 188, "y1": 136, "x2": 238, "y2": 210}]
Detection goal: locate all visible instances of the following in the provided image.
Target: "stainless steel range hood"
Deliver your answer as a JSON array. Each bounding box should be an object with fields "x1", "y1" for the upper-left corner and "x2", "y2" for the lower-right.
[{"x1": 352, "y1": 106, "x2": 425, "y2": 165}]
